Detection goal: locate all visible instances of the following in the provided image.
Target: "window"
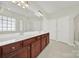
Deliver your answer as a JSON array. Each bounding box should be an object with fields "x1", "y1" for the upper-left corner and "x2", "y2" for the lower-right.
[{"x1": 0, "y1": 15, "x2": 16, "y2": 32}]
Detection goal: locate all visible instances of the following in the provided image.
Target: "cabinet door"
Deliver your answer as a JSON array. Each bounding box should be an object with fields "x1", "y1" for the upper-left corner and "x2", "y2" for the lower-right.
[
  {"x1": 46, "y1": 33, "x2": 49, "y2": 45},
  {"x1": 41, "y1": 33, "x2": 49, "y2": 50},
  {"x1": 41, "y1": 37, "x2": 46, "y2": 50},
  {"x1": 47, "y1": 33, "x2": 49, "y2": 44},
  {"x1": 23, "y1": 37, "x2": 36, "y2": 47},
  {"x1": 13, "y1": 46, "x2": 30, "y2": 58},
  {"x1": 3, "y1": 46, "x2": 30, "y2": 58},
  {"x1": 31, "y1": 39, "x2": 41, "y2": 58},
  {"x1": 2, "y1": 41, "x2": 22, "y2": 56}
]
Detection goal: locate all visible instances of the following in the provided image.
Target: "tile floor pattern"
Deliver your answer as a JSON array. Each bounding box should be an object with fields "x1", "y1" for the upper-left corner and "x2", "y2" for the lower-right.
[{"x1": 38, "y1": 40, "x2": 79, "y2": 58}]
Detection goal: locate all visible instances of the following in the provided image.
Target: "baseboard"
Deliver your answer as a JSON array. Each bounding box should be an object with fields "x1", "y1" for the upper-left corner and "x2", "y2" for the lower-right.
[{"x1": 50, "y1": 39, "x2": 75, "y2": 47}]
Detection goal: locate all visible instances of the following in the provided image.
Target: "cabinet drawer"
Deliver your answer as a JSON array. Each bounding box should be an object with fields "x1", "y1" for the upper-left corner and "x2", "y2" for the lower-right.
[
  {"x1": 3, "y1": 46, "x2": 30, "y2": 58},
  {"x1": 2, "y1": 41, "x2": 22, "y2": 55},
  {"x1": 23, "y1": 37, "x2": 36, "y2": 47}
]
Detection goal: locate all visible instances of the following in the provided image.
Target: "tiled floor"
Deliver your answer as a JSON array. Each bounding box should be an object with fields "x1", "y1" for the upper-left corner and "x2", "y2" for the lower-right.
[{"x1": 38, "y1": 40, "x2": 79, "y2": 58}]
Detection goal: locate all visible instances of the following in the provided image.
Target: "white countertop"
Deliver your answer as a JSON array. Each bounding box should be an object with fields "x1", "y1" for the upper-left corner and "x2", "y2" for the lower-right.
[{"x1": 0, "y1": 31, "x2": 49, "y2": 46}]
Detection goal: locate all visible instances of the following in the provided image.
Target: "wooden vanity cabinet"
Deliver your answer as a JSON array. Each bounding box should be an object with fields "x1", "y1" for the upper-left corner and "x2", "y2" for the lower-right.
[{"x1": 0, "y1": 33, "x2": 49, "y2": 58}]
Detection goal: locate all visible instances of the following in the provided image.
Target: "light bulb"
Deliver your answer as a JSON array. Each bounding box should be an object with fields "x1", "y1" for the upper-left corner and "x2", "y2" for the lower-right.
[
  {"x1": 25, "y1": 4, "x2": 29, "y2": 7},
  {"x1": 22, "y1": 6, "x2": 25, "y2": 8},
  {"x1": 12, "y1": 1, "x2": 16, "y2": 3},
  {"x1": 17, "y1": 3, "x2": 21, "y2": 6},
  {"x1": 21, "y1": 1, "x2": 25, "y2": 3}
]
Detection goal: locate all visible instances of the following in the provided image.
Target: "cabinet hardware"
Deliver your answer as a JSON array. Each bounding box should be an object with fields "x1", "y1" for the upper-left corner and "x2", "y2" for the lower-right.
[
  {"x1": 11, "y1": 47, "x2": 15, "y2": 50},
  {"x1": 28, "y1": 46, "x2": 30, "y2": 49},
  {"x1": 32, "y1": 45, "x2": 34, "y2": 48},
  {"x1": 38, "y1": 37, "x2": 40, "y2": 39}
]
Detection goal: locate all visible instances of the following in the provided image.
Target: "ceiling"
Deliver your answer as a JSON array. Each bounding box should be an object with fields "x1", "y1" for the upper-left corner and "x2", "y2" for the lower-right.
[
  {"x1": 29, "y1": 1, "x2": 79, "y2": 18},
  {"x1": 0, "y1": 1, "x2": 79, "y2": 19}
]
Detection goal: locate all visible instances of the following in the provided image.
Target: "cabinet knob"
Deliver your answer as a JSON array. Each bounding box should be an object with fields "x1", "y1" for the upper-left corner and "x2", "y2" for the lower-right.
[
  {"x1": 32, "y1": 45, "x2": 34, "y2": 48},
  {"x1": 11, "y1": 47, "x2": 15, "y2": 50},
  {"x1": 38, "y1": 37, "x2": 40, "y2": 39},
  {"x1": 28, "y1": 46, "x2": 30, "y2": 49}
]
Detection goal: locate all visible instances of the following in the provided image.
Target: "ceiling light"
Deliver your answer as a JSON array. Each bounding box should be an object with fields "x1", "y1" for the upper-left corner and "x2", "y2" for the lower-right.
[
  {"x1": 22, "y1": 6, "x2": 25, "y2": 8},
  {"x1": 38, "y1": 10, "x2": 43, "y2": 16},
  {"x1": 35, "y1": 11, "x2": 43, "y2": 17},
  {"x1": 17, "y1": 3, "x2": 21, "y2": 6},
  {"x1": 21, "y1": 1, "x2": 25, "y2": 3},
  {"x1": 25, "y1": 4, "x2": 29, "y2": 7},
  {"x1": 12, "y1": 1, "x2": 29, "y2": 9},
  {"x1": 38, "y1": 12, "x2": 43, "y2": 16},
  {"x1": 12, "y1": 1, "x2": 16, "y2": 3}
]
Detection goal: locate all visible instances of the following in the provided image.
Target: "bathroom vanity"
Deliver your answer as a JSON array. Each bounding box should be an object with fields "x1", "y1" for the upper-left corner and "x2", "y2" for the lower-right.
[{"x1": 0, "y1": 32, "x2": 49, "y2": 58}]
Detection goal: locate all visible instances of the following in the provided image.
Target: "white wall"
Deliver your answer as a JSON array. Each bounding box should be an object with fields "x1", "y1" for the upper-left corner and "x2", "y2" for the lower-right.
[
  {"x1": 0, "y1": 5, "x2": 42, "y2": 34},
  {"x1": 42, "y1": 17, "x2": 57, "y2": 40},
  {"x1": 57, "y1": 16, "x2": 70, "y2": 43},
  {"x1": 74, "y1": 15, "x2": 79, "y2": 42},
  {"x1": 42, "y1": 15, "x2": 74, "y2": 46},
  {"x1": 57, "y1": 16, "x2": 74, "y2": 46},
  {"x1": 74, "y1": 15, "x2": 79, "y2": 46},
  {"x1": 23, "y1": 17, "x2": 42, "y2": 32},
  {"x1": 48, "y1": 19, "x2": 57, "y2": 40},
  {"x1": 42, "y1": 19, "x2": 57, "y2": 40}
]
